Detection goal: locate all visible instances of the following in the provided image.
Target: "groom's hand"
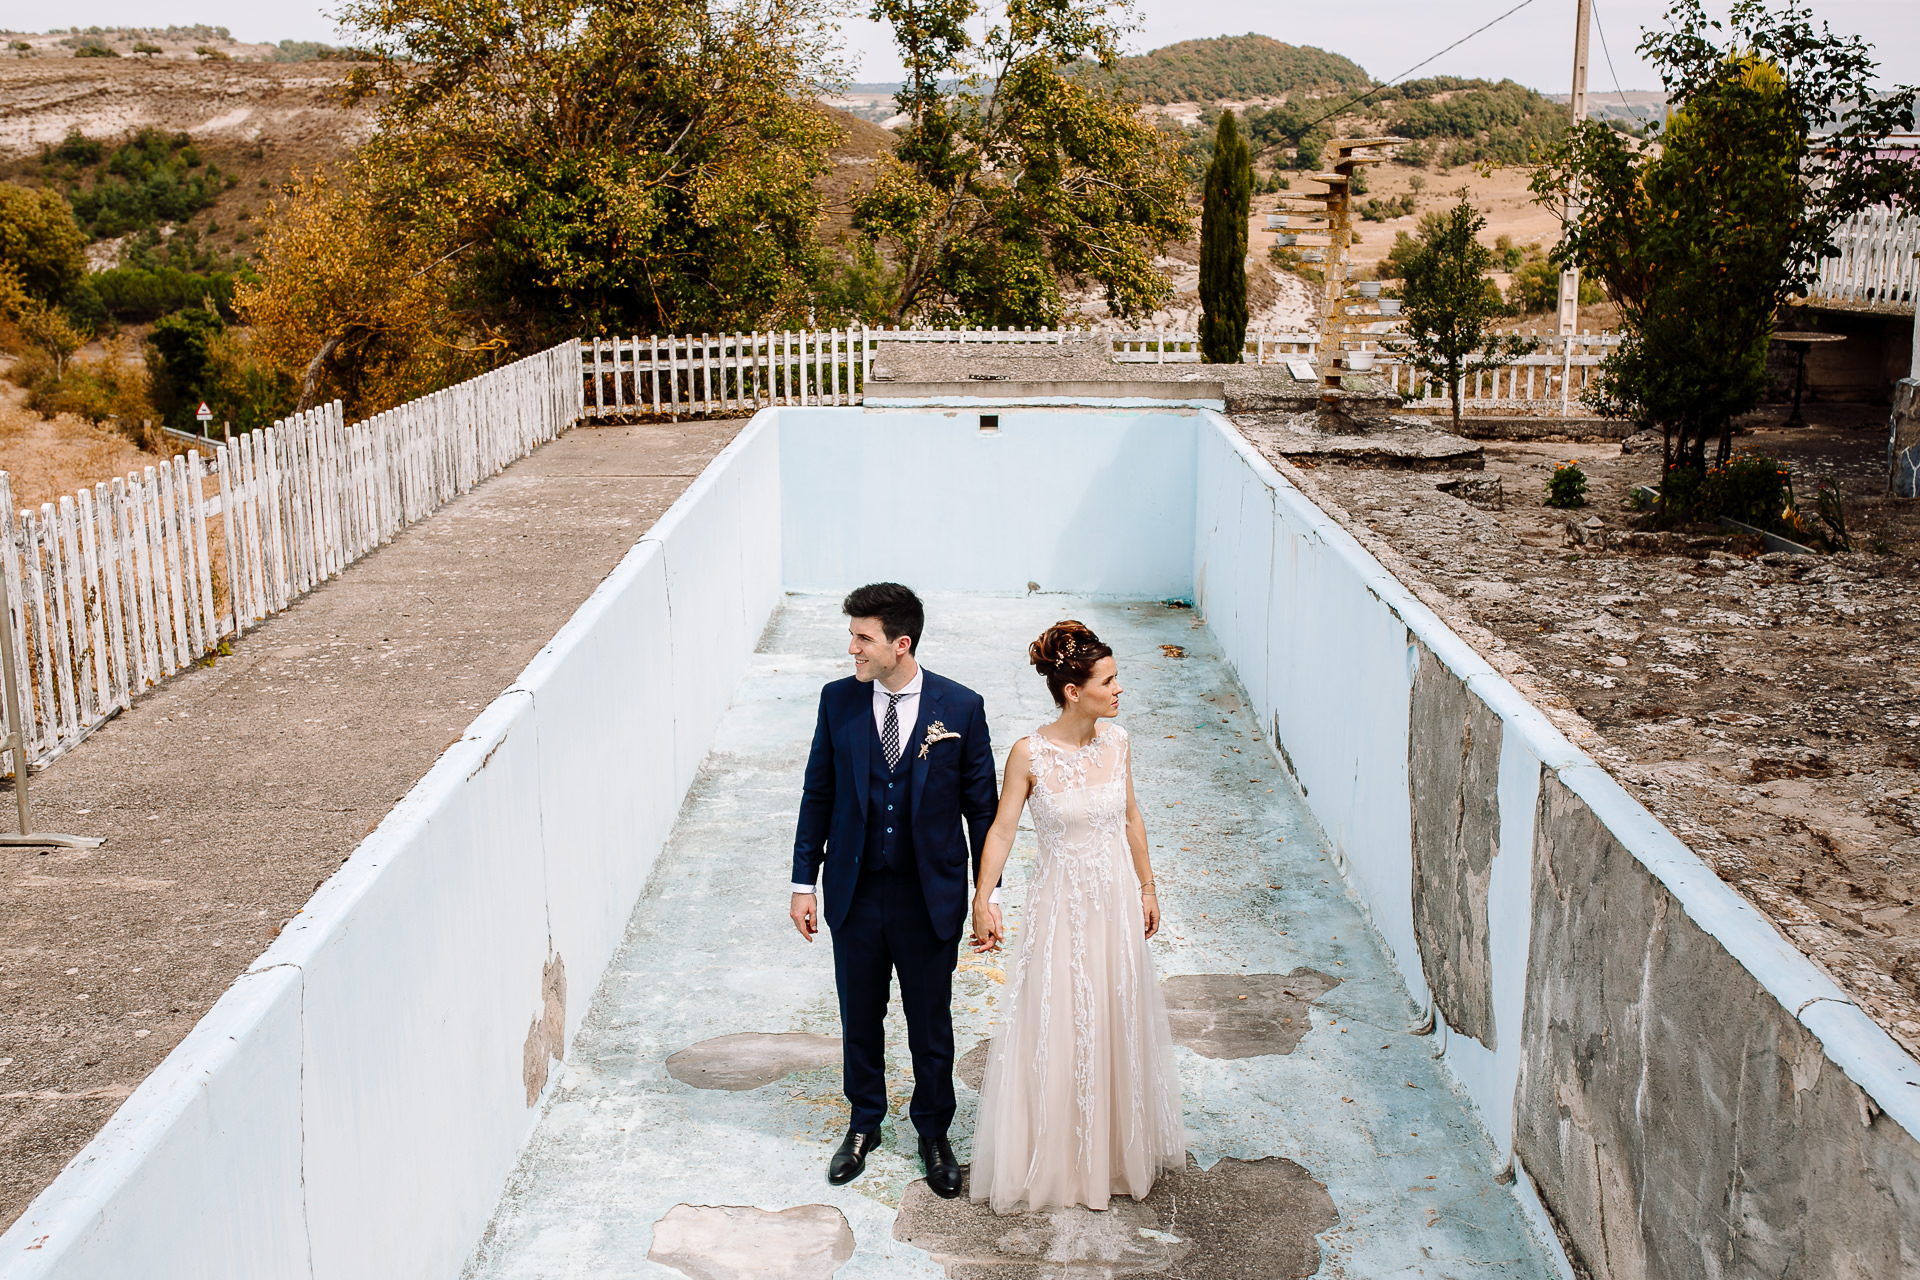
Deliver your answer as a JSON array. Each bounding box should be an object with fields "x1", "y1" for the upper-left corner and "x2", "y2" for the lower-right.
[
  {"x1": 970, "y1": 900, "x2": 1004, "y2": 953},
  {"x1": 790, "y1": 892, "x2": 818, "y2": 942}
]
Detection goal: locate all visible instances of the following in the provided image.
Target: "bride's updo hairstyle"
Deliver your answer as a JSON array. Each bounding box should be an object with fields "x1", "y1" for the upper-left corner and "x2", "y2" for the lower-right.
[{"x1": 1029, "y1": 620, "x2": 1114, "y2": 707}]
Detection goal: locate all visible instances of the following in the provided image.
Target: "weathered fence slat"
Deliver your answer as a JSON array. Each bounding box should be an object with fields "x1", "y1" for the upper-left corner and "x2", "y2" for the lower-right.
[{"x1": 0, "y1": 340, "x2": 577, "y2": 776}]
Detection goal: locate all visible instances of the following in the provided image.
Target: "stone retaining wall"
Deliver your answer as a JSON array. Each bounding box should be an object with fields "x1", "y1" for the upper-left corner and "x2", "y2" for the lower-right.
[{"x1": 1193, "y1": 411, "x2": 1920, "y2": 1278}]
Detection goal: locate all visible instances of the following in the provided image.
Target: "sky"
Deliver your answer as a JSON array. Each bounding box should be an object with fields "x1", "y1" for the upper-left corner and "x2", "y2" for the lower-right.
[{"x1": 14, "y1": 0, "x2": 1917, "y2": 94}]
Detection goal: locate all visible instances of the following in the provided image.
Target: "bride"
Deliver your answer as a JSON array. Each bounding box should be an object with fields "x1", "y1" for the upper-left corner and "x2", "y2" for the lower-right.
[{"x1": 968, "y1": 621, "x2": 1185, "y2": 1212}]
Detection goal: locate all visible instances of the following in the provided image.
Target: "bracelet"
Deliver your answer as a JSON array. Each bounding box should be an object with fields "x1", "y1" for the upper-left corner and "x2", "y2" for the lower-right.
[{"x1": 1139, "y1": 880, "x2": 1156, "y2": 894}]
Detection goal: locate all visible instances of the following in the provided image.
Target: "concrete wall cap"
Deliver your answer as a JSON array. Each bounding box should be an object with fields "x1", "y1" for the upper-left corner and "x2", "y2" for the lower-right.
[
  {"x1": 0, "y1": 966, "x2": 305, "y2": 1272},
  {"x1": 1797, "y1": 999, "x2": 1920, "y2": 1134}
]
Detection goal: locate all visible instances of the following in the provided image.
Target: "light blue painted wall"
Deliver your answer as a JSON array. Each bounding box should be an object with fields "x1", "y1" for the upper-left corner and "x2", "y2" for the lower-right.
[{"x1": 776, "y1": 407, "x2": 1197, "y2": 597}]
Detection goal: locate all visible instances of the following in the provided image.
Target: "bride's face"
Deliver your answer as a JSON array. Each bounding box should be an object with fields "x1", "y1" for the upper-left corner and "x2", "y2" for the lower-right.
[{"x1": 1066, "y1": 656, "x2": 1122, "y2": 718}]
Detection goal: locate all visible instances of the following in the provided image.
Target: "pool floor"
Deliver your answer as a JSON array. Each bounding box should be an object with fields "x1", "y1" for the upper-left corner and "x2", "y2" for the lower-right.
[{"x1": 462, "y1": 595, "x2": 1558, "y2": 1279}]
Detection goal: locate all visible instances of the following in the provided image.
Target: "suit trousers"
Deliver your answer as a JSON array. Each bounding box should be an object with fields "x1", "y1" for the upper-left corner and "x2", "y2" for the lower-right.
[{"x1": 830, "y1": 865, "x2": 959, "y2": 1138}]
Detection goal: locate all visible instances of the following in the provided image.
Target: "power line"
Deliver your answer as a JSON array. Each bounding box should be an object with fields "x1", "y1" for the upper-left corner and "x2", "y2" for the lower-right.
[
  {"x1": 1589, "y1": 0, "x2": 1638, "y2": 119},
  {"x1": 1282, "y1": 0, "x2": 1543, "y2": 140}
]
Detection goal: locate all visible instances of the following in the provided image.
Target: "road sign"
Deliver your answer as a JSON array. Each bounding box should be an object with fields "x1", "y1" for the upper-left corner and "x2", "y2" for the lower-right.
[{"x1": 195, "y1": 402, "x2": 213, "y2": 423}]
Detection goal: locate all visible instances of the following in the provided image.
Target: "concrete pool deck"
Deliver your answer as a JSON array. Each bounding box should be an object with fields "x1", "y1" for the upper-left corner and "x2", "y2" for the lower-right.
[{"x1": 464, "y1": 594, "x2": 1560, "y2": 1279}]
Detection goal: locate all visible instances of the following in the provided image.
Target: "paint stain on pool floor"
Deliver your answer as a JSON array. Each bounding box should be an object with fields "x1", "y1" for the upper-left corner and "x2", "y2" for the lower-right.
[{"x1": 461, "y1": 596, "x2": 1559, "y2": 1280}]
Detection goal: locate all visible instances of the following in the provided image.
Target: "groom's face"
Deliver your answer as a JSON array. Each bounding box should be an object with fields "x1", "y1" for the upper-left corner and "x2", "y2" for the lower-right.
[{"x1": 847, "y1": 616, "x2": 910, "y2": 684}]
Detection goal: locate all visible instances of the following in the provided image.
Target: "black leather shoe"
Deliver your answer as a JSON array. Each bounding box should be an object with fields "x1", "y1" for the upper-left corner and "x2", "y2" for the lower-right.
[
  {"x1": 828, "y1": 1128, "x2": 882, "y2": 1185},
  {"x1": 919, "y1": 1134, "x2": 963, "y2": 1199}
]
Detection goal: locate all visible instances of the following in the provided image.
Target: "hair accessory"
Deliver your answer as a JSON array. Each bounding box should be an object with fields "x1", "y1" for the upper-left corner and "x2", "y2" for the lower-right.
[{"x1": 1060, "y1": 636, "x2": 1078, "y2": 657}]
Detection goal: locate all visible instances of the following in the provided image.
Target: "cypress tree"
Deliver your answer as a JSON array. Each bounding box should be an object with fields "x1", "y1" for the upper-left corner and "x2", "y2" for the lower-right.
[{"x1": 1199, "y1": 111, "x2": 1252, "y2": 364}]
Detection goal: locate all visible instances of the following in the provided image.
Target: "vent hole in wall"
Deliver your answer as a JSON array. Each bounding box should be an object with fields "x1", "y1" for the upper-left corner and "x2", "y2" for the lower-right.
[{"x1": 979, "y1": 414, "x2": 1000, "y2": 434}]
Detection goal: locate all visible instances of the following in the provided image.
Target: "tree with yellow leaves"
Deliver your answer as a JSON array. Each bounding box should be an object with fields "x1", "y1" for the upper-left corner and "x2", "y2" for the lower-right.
[{"x1": 238, "y1": 172, "x2": 490, "y2": 417}]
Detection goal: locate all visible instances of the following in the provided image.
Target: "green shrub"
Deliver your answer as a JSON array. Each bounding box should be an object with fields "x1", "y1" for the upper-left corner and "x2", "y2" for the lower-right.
[
  {"x1": 1705, "y1": 453, "x2": 1792, "y2": 527},
  {"x1": 146, "y1": 306, "x2": 225, "y2": 429},
  {"x1": 1358, "y1": 194, "x2": 1415, "y2": 222},
  {"x1": 201, "y1": 330, "x2": 297, "y2": 434},
  {"x1": 1544, "y1": 460, "x2": 1588, "y2": 508},
  {"x1": 145, "y1": 308, "x2": 294, "y2": 432},
  {"x1": 91, "y1": 265, "x2": 239, "y2": 321},
  {"x1": 1506, "y1": 255, "x2": 1603, "y2": 313},
  {"x1": 66, "y1": 128, "x2": 224, "y2": 237},
  {"x1": 15, "y1": 347, "x2": 153, "y2": 425},
  {"x1": 1811, "y1": 475, "x2": 1851, "y2": 552},
  {"x1": 0, "y1": 184, "x2": 88, "y2": 304},
  {"x1": 1658, "y1": 452, "x2": 1796, "y2": 533},
  {"x1": 50, "y1": 130, "x2": 103, "y2": 166}
]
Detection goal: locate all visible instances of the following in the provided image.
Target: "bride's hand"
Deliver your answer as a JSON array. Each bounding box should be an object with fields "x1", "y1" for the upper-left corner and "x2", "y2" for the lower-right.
[
  {"x1": 971, "y1": 897, "x2": 1003, "y2": 953},
  {"x1": 1141, "y1": 892, "x2": 1160, "y2": 940}
]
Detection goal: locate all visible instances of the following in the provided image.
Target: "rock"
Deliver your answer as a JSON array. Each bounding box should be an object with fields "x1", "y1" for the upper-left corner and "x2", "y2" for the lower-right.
[
  {"x1": 649, "y1": 1204, "x2": 855, "y2": 1280},
  {"x1": 664, "y1": 1032, "x2": 841, "y2": 1090},
  {"x1": 1435, "y1": 475, "x2": 1505, "y2": 510}
]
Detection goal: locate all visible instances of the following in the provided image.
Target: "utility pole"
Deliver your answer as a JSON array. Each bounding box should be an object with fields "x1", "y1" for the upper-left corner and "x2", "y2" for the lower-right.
[{"x1": 1557, "y1": 0, "x2": 1592, "y2": 336}]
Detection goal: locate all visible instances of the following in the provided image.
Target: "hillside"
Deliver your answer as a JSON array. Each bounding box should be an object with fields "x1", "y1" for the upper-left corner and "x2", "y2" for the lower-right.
[
  {"x1": 0, "y1": 25, "x2": 348, "y2": 62},
  {"x1": 1118, "y1": 34, "x2": 1370, "y2": 106}
]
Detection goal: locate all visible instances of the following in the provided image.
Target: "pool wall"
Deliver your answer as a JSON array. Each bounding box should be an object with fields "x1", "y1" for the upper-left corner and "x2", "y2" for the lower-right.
[
  {"x1": 779, "y1": 407, "x2": 1197, "y2": 596},
  {"x1": 6, "y1": 403, "x2": 1919, "y2": 1279},
  {"x1": 0, "y1": 419, "x2": 785, "y2": 1279},
  {"x1": 1192, "y1": 414, "x2": 1920, "y2": 1278}
]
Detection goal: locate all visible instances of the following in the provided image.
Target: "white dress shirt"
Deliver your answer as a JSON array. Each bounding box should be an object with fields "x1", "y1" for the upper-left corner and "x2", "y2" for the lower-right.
[
  {"x1": 870, "y1": 667, "x2": 924, "y2": 749},
  {"x1": 792, "y1": 668, "x2": 998, "y2": 903}
]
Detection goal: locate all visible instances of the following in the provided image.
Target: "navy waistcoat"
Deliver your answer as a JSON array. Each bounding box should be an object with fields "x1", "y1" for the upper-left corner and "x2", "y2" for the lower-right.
[{"x1": 863, "y1": 705, "x2": 915, "y2": 873}]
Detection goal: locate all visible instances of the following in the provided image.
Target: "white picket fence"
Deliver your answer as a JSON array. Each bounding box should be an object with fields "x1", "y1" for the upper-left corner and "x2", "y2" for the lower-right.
[
  {"x1": 578, "y1": 325, "x2": 1620, "y2": 418},
  {"x1": 1807, "y1": 206, "x2": 1919, "y2": 312},
  {"x1": 0, "y1": 340, "x2": 580, "y2": 775},
  {"x1": 0, "y1": 319, "x2": 1619, "y2": 777},
  {"x1": 1380, "y1": 330, "x2": 1623, "y2": 414}
]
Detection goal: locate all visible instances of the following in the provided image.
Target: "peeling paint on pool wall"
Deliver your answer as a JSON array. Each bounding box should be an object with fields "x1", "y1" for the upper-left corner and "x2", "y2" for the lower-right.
[
  {"x1": 1192, "y1": 413, "x2": 1920, "y2": 1276},
  {"x1": 4, "y1": 403, "x2": 1917, "y2": 1279}
]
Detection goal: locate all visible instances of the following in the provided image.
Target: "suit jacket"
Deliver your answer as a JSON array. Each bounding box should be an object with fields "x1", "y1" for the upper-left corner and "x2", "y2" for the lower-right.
[{"x1": 791, "y1": 669, "x2": 997, "y2": 940}]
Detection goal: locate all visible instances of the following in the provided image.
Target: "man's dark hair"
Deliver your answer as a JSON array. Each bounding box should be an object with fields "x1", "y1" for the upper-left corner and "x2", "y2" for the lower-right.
[{"x1": 843, "y1": 582, "x2": 924, "y2": 654}]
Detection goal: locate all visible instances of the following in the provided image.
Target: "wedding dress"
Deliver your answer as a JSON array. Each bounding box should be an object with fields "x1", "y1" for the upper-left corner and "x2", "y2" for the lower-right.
[{"x1": 971, "y1": 722, "x2": 1186, "y2": 1212}]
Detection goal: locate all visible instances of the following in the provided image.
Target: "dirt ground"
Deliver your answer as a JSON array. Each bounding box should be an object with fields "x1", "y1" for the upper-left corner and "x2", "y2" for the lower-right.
[
  {"x1": 0, "y1": 387, "x2": 171, "y2": 513},
  {"x1": 0, "y1": 58, "x2": 370, "y2": 244},
  {"x1": 1250, "y1": 404, "x2": 1920, "y2": 1056}
]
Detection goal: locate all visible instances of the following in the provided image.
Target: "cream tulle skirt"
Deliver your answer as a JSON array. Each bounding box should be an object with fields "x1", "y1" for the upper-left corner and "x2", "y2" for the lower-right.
[{"x1": 970, "y1": 848, "x2": 1186, "y2": 1213}]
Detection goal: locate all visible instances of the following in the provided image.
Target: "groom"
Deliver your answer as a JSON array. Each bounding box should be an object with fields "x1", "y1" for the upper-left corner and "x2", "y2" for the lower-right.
[{"x1": 789, "y1": 583, "x2": 998, "y2": 1198}]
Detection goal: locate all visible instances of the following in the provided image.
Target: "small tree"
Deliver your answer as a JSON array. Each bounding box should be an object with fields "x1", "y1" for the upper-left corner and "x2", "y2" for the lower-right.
[
  {"x1": 1386, "y1": 198, "x2": 1534, "y2": 432},
  {"x1": 1200, "y1": 111, "x2": 1252, "y2": 363},
  {"x1": 1532, "y1": 0, "x2": 1918, "y2": 470}
]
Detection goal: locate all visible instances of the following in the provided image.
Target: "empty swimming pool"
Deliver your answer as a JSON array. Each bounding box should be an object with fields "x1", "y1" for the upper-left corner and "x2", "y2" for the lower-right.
[{"x1": 10, "y1": 406, "x2": 1916, "y2": 1280}]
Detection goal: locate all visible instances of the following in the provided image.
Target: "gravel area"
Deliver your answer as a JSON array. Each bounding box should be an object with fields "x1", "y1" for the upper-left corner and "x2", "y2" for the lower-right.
[
  {"x1": 0, "y1": 420, "x2": 741, "y2": 1231},
  {"x1": 1245, "y1": 411, "x2": 1920, "y2": 1058}
]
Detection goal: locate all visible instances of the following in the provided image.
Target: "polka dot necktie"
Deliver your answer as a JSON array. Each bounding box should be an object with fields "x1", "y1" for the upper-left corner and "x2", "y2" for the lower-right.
[{"x1": 882, "y1": 692, "x2": 904, "y2": 770}]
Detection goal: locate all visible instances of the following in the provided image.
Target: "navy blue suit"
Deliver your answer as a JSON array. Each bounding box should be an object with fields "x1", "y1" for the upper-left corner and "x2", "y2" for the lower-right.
[{"x1": 792, "y1": 670, "x2": 997, "y2": 1137}]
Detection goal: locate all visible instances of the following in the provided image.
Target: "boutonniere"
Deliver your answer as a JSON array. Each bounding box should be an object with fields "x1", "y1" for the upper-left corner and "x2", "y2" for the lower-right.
[{"x1": 917, "y1": 720, "x2": 962, "y2": 759}]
